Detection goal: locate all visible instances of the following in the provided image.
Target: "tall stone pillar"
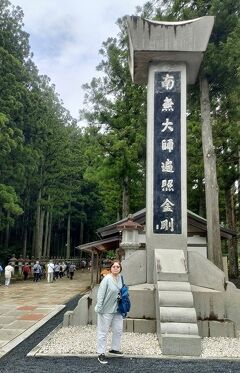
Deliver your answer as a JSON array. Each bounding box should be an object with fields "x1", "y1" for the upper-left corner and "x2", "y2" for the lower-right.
[
  {"x1": 127, "y1": 16, "x2": 214, "y2": 283},
  {"x1": 146, "y1": 62, "x2": 187, "y2": 283}
]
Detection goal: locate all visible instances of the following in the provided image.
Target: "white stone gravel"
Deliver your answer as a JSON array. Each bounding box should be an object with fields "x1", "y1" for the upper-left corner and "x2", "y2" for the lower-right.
[
  {"x1": 37, "y1": 325, "x2": 240, "y2": 358},
  {"x1": 38, "y1": 325, "x2": 161, "y2": 356},
  {"x1": 201, "y1": 337, "x2": 240, "y2": 359}
]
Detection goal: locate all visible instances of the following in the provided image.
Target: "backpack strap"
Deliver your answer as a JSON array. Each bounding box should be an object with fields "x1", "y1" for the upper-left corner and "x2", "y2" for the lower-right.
[{"x1": 121, "y1": 275, "x2": 125, "y2": 287}]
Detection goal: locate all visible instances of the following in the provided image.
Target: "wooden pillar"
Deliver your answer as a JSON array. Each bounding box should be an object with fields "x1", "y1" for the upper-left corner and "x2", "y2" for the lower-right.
[
  {"x1": 90, "y1": 250, "x2": 94, "y2": 288},
  {"x1": 96, "y1": 252, "x2": 99, "y2": 284}
]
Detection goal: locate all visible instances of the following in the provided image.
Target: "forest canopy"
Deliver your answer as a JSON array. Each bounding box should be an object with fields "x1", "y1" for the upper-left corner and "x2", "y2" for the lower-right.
[{"x1": 0, "y1": 0, "x2": 239, "y2": 271}]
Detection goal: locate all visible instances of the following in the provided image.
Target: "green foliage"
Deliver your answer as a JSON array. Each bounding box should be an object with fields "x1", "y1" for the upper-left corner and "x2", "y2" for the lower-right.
[
  {"x1": 0, "y1": 183, "x2": 23, "y2": 230},
  {"x1": 0, "y1": 0, "x2": 30, "y2": 60},
  {"x1": 0, "y1": 0, "x2": 105, "y2": 259},
  {"x1": 81, "y1": 29, "x2": 147, "y2": 222},
  {"x1": 0, "y1": 112, "x2": 22, "y2": 158},
  {"x1": 0, "y1": 0, "x2": 239, "y2": 262},
  {"x1": 106, "y1": 250, "x2": 116, "y2": 260}
]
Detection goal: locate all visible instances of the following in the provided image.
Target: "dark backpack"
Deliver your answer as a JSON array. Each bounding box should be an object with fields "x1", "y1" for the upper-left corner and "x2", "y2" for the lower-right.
[
  {"x1": 117, "y1": 276, "x2": 131, "y2": 318},
  {"x1": 33, "y1": 263, "x2": 41, "y2": 273}
]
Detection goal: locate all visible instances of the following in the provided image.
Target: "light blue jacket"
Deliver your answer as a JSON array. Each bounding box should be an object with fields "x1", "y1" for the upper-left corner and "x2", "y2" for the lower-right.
[{"x1": 95, "y1": 274, "x2": 122, "y2": 314}]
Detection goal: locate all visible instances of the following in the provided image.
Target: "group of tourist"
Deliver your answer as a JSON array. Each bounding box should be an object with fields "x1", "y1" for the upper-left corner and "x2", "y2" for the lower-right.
[
  {"x1": 45, "y1": 260, "x2": 76, "y2": 282},
  {"x1": 1, "y1": 260, "x2": 77, "y2": 286},
  {"x1": 0, "y1": 257, "x2": 126, "y2": 363}
]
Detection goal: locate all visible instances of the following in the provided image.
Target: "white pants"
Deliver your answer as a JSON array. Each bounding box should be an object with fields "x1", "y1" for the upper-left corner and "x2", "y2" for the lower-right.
[
  {"x1": 5, "y1": 277, "x2": 10, "y2": 286},
  {"x1": 48, "y1": 272, "x2": 54, "y2": 283},
  {"x1": 97, "y1": 313, "x2": 123, "y2": 354}
]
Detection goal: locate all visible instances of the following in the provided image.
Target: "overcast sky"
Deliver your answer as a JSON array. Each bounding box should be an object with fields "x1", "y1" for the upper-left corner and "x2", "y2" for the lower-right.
[{"x1": 10, "y1": 0, "x2": 146, "y2": 121}]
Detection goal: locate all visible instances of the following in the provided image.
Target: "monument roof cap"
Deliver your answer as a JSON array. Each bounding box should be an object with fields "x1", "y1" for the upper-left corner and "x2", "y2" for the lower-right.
[
  {"x1": 126, "y1": 15, "x2": 214, "y2": 84},
  {"x1": 144, "y1": 17, "x2": 203, "y2": 26}
]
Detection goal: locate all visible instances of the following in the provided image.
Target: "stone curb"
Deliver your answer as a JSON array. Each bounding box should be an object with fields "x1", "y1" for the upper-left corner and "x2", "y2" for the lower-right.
[
  {"x1": 30, "y1": 352, "x2": 240, "y2": 361},
  {"x1": 27, "y1": 322, "x2": 63, "y2": 357}
]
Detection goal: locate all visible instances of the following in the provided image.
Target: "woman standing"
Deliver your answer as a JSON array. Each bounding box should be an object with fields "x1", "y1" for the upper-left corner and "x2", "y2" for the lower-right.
[{"x1": 95, "y1": 260, "x2": 124, "y2": 364}]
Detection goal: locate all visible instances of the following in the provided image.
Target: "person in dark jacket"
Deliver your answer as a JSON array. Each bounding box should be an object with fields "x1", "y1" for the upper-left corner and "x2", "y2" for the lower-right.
[
  {"x1": 23, "y1": 263, "x2": 30, "y2": 281},
  {"x1": 69, "y1": 263, "x2": 76, "y2": 280},
  {"x1": 33, "y1": 261, "x2": 41, "y2": 282}
]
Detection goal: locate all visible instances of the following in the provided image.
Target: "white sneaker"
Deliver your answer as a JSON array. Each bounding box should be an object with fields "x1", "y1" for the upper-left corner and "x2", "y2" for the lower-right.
[{"x1": 98, "y1": 354, "x2": 108, "y2": 364}]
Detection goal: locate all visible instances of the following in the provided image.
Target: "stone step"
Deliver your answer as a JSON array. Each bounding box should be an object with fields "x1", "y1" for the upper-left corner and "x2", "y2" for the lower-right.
[
  {"x1": 158, "y1": 291, "x2": 194, "y2": 307},
  {"x1": 161, "y1": 334, "x2": 201, "y2": 356},
  {"x1": 160, "y1": 307, "x2": 197, "y2": 323},
  {"x1": 157, "y1": 281, "x2": 191, "y2": 292},
  {"x1": 154, "y1": 249, "x2": 201, "y2": 356},
  {"x1": 155, "y1": 249, "x2": 188, "y2": 282},
  {"x1": 156, "y1": 272, "x2": 189, "y2": 282},
  {"x1": 161, "y1": 322, "x2": 199, "y2": 335}
]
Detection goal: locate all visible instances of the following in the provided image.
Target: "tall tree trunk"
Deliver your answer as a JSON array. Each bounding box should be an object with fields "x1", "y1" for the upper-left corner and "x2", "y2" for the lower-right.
[
  {"x1": 32, "y1": 225, "x2": 36, "y2": 257},
  {"x1": 79, "y1": 221, "x2": 84, "y2": 245},
  {"x1": 23, "y1": 227, "x2": 27, "y2": 258},
  {"x1": 43, "y1": 209, "x2": 49, "y2": 257},
  {"x1": 225, "y1": 188, "x2": 238, "y2": 278},
  {"x1": 0, "y1": 207, "x2": 3, "y2": 247},
  {"x1": 238, "y1": 147, "x2": 240, "y2": 227},
  {"x1": 79, "y1": 220, "x2": 84, "y2": 260},
  {"x1": 66, "y1": 204, "x2": 71, "y2": 258},
  {"x1": 200, "y1": 77, "x2": 223, "y2": 270},
  {"x1": 47, "y1": 212, "x2": 52, "y2": 258},
  {"x1": 35, "y1": 189, "x2": 42, "y2": 258},
  {"x1": 122, "y1": 175, "x2": 129, "y2": 218},
  {"x1": 4, "y1": 211, "x2": 10, "y2": 249},
  {"x1": 39, "y1": 209, "x2": 45, "y2": 258},
  {"x1": 22, "y1": 193, "x2": 29, "y2": 258}
]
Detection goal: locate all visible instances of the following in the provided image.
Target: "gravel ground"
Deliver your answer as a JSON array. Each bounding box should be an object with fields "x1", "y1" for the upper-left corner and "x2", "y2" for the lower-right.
[
  {"x1": 38, "y1": 325, "x2": 161, "y2": 356},
  {"x1": 38, "y1": 324, "x2": 240, "y2": 359},
  {"x1": 1, "y1": 295, "x2": 240, "y2": 373}
]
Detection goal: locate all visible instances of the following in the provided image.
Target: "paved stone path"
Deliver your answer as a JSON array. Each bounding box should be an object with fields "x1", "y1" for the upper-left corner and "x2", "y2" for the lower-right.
[{"x1": 0, "y1": 270, "x2": 91, "y2": 358}]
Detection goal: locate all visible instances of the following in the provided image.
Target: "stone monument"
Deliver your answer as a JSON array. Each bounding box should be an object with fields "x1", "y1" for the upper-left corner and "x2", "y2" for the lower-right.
[
  {"x1": 126, "y1": 15, "x2": 214, "y2": 356},
  {"x1": 126, "y1": 15, "x2": 214, "y2": 282}
]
